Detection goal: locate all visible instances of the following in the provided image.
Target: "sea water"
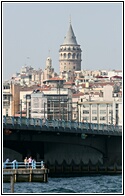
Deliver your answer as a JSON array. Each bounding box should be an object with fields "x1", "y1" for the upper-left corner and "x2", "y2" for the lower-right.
[{"x1": 3, "y1": 174, "x2": 122, "y2": 194}]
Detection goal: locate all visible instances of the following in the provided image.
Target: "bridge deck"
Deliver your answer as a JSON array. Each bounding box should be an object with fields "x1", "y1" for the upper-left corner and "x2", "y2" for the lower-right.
[{"x1": 3, "y1": 116, "x2": 122, "y2": 136}]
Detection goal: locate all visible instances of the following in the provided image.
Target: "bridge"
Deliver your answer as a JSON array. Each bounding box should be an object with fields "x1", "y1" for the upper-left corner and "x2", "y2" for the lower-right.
[
  {"x1": 3, "y1": 116, "x2": 122, "y2": 135},
  {"x1": 3, "y1": 116, "x2": 122, "y2": 176}
]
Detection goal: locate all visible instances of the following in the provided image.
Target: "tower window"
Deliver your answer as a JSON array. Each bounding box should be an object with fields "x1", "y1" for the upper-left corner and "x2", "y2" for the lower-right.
[
  {"x1": 64, "y1": 53, "x2": 66, "y2": 58},
  {"x1": 72, "y1": 53, "x2": 75, "y2": 58},
  {"x1": 68, "y1": 53, "x2": 71, "y2": 58}
]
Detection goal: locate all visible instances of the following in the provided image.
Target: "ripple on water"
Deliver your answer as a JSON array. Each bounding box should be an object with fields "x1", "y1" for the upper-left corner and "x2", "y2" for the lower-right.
[{"x1": 3, "y1": 175, "x2": 122, "y2": 193}]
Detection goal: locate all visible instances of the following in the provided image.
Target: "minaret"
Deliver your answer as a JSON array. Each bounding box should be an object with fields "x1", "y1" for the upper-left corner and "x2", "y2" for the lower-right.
[
  {"x1": 59, "y1": 21, "x2": 82, "y2": 73},
  {"x1": 46, "y1": 56, "x2": 52, "y2": 69}
]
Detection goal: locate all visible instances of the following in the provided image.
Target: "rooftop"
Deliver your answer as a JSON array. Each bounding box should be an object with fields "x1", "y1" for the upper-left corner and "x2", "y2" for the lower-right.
[{"x1": 63, "y1": 23, "x2": 78, "y2": 45}]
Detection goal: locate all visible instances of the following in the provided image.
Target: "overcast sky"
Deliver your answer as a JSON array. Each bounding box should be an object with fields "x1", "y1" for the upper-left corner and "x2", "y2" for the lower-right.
[{"x1": 3, "y1": 2, "x2": 123, "y2": 80}]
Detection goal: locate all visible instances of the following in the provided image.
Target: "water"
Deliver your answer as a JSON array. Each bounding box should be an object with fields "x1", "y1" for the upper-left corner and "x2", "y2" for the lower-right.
[{"x1": 3, "y1": 175, "x2": 122, "y2": 194}]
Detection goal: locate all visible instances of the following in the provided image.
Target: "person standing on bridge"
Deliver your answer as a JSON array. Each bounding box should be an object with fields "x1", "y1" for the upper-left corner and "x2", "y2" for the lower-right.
[
  {"x1": 24, "y1": 157, "x2": 28, "y2": 168},
  {"x1": 28, "y1": 156, "x2": 32, "y2": 168},
  {"x1": 32, "y1": 159, "x2": 36, "y2": 169},
  {"x1": 3, "y1": 158, "x2": 10, "y2": 169}
]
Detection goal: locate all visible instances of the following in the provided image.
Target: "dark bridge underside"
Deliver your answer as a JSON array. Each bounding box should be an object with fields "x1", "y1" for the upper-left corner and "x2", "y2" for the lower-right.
[{"x1": 3, "y1": 126, "x2": 122, "y2": 174}]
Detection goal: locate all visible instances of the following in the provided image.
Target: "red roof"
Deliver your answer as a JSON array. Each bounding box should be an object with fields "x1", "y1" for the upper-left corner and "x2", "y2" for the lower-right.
[
  {"x1": 115, "y1": 70, "x2": 122, "y2": 72},
  {"x1": 46, "y1": 77, "x2": 65, "y2": 81},
  {"x1": 111, "y1": 75, "x2": 122, "y2": 79},
  {"x1": 96, "y1": 76, "x2": 108, "y2": 78},
  {"x1": 64, "y1": 81, "x2": 75, "y2": 85},
  {"x1": 72, "y1": 92, "x2": 84, "y2": 97}
]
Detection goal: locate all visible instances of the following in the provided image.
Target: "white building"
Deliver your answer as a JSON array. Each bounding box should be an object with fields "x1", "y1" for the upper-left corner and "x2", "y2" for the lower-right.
[{"x1": 30, "y1": 88, "x2": 72, "y2": 120}]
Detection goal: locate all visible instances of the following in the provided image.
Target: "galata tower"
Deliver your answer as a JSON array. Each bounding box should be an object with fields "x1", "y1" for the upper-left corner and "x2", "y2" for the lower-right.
[{"x1": 59, "y1": 22, "x2": 82, "y2": 73}]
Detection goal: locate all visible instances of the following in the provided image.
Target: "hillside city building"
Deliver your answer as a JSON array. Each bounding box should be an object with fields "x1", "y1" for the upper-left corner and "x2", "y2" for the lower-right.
[{"x1": 3, "y1": 21, "x2": 122, "y2": 126}]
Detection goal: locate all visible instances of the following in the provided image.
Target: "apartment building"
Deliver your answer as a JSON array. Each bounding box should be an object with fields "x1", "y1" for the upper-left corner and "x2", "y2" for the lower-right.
[
  {"x1": 77, "y1": 85, "x2": 122, "y2": 125},
  {"x1": 3, "y1": 82, "x2": 20, "y2": 116}
]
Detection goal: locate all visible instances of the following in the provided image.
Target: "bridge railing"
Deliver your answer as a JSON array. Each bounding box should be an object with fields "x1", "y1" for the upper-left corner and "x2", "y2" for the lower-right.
[
  {"x1": 3, "y1": 116, "x2": 121, "y2": 133},
  {"x1": 3, "y1": 161, "x2": 45, "y2": 169}
]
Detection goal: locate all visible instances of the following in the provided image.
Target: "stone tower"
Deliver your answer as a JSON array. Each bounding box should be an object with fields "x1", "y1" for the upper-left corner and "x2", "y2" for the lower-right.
[
  {"x1": 44, "y1": 56, "x2": 54, "y2": 79},
  {"x1": 59, "y1": 22, "x2": 82, "y2": 73}
]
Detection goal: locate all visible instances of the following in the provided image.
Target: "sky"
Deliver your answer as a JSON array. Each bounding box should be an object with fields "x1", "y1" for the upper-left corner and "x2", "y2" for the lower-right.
[{"x1": 2, "y1": 2, "x2": 123, "y2": 81}]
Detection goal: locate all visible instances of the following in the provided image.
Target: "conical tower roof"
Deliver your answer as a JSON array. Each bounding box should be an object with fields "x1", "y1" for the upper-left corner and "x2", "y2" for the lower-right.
[{"x1": 63, "y1": 23, "x2": 78, "y2": 45}]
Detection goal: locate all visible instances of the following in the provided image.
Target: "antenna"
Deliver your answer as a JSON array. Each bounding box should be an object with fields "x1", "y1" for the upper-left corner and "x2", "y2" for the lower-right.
[{"x1": 69, "y1": 15, "x2": 71, "y2": 24}]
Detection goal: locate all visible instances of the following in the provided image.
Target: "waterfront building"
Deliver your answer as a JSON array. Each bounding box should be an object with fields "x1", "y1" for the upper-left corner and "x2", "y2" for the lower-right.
[
  {"x1": 77, "y1": 100, "x2": 122, "y2": 126},
  {"x1": 30, "y1": 88, "x2": 72, "y2": 121},
  {"x1": 3, "y1": 82, "x2": 20, "y2": 116},
  {"x1": 77, "y1": 85, "x2": 122, "y2": 125}
]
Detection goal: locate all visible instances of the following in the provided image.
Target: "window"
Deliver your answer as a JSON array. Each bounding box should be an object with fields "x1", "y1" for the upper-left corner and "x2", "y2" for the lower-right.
[
  {"x1": 109, "y1": 110, "x2": 113, "y2": 114},
  {"x1": 3, "y1": 102, "x2": 10, "y2": 106},
  {"x1": 64, "y1": 53, "x2": 66, "y2": 58},
  {"x1": 6, "y1": 109, "x2": 8, "y2": 116},
  {"x1": 83, "y1": 110, "x2": 89, "y2": 114},
  {"x1": 100, "y1": 104, "x2": 106, "y2": 107},
  {"x1": 116, "y1": 104, "x2": 119, "y2": 109},
  {"x1": 4, "y1": 86, "x2": 10, "y2": 89},
  {"x1": 100, "y1": 116, "x2": 106, "y2": 120},
  {"x1": 68, "y1": 53, "x2": 71, "y2": 58},
  {"x1": 100, "y1": 110, "x2": 106, "y2": 114},
  {"x1": 77, "y1": 54, "x2": 79, "y2": 59},
  {"x1": 84, "y1": 117, "x2": 89, "y2": 121},
  {"x1": 92, "y1": 110, "x2": 97, "y2": 114},
  {"x1": 92, "y1": 117, "x2": 97, "y2": 120},
  {"x1": 72, "y1": 53, "x2": 75, "y2": 58},
  {"x1": 84, "y1": 104, "x2": 89, "y2": 108},
  {"x1": 74, "y1": 114, "x2": 76, "y2": 118},
  {"x1": 3, "y1": 95, "x2": 8, "y2": 100}
]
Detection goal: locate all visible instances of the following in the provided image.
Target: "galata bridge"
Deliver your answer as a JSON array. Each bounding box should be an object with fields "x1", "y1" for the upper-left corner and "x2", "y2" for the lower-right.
[{"x1": 3, "y1": 116, "x2": 122, "y2": 176}]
